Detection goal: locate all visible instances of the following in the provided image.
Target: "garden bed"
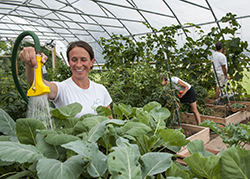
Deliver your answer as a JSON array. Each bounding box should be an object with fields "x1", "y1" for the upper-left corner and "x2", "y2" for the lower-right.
[
  {"x1": 180, "y1": 111, "x2": 246, "y2": 127},
  {"x1": 177, "y1": 123, "x2": 210, "y2": 158},
  {"x1": 206, "y1": 99, "x2": 250, "y2": 114},
  {"x1": 180, "y1": 99, "x2": 250, "y2": 127}
]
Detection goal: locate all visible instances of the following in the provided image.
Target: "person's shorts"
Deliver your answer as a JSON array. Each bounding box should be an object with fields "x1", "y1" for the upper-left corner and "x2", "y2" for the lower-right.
[
  {"x1": 180, "y1": 86, "x2": 197, "y2": 104},
  {"x1": 217, "y1": 73, "x2": 227, "y2": 88}
]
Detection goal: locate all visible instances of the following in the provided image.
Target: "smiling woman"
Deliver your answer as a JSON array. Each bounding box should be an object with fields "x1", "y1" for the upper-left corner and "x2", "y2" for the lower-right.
[{"x1": 19, "y1": 40, "x2": 113, "y2": 118}]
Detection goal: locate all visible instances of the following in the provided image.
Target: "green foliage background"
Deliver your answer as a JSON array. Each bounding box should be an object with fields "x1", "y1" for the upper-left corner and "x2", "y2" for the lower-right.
[{"x1": 0, "y1": 13, "x2": 249, "y2": 121}]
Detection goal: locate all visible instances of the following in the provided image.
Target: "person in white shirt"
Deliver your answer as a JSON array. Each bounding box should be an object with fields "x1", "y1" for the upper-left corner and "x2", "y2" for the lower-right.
[
  {"x1": 212, "y1": 42, "x2": 230, "y2": 104},
  {"x1": 19, "y1": 41, "x2": 113, "y2": 118},
  {"x1": 161, "y1": 76, "x2": 201, "y2": 125}
]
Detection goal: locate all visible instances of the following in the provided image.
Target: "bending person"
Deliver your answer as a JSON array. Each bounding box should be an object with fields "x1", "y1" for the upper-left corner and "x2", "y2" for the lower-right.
[
  {"x1": 161, "y1": 76, "x2": 201, "y2": 125},
  {"x1": 19, "y1": 41, "x2": 113, "y2": 118}
]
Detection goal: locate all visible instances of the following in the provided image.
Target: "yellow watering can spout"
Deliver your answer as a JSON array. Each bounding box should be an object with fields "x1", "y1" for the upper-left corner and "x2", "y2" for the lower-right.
[{"x1": 27, "y1": 51, "x2": 50, "y2": 97}]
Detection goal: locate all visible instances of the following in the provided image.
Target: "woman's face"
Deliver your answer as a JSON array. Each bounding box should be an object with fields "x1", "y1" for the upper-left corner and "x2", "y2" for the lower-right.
[{"x1": 68, "y1": 46, "x2": 95, "y2": 81}]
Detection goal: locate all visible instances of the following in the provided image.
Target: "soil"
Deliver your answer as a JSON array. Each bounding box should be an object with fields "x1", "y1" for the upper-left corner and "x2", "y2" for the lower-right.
[
  {"x1": 210, "y1": 131, "x2": 219, "y2": 140},
  {"x1": 206, "y1": 110, "x2": 226, "y2": 118},
  {"x1": 183, "y1": 128, "x2": 197, "y2": 137},
  {"x1": 239, "y1": 117, "x2": 250, "y2": 125}
]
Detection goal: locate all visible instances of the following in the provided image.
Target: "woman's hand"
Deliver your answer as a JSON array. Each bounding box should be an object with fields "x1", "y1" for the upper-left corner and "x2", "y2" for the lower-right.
[{"x1": 19, "y1": 47, "x2": 48, "y2": 68}]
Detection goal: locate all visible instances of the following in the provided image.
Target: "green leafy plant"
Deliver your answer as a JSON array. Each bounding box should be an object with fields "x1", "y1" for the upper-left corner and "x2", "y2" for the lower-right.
[
  {"x1": 200, "y1": 119, "x2": 250, "y2": 148},
  {"x1": 230, "y1": 103, "x2": 246, "y2": 108},
  {"x1": 0, "y1": 102, "x2": 190, "y2": 178},
  {"x1": 99, "y1": 13, "x2": 250, "y2": 102},
  {"x1": 0, "y1": 102, "x2": 250, "y2": 178},
  {"x1": 183, "y1": 139, "x2": 250, "y2": 179}
]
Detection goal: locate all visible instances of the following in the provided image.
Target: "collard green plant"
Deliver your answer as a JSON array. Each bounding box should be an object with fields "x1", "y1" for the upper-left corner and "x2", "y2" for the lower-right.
[
  {"x1": 0, "y1": 102, "x2": 189, "y2": 178},
  {"x1": 183, "y1": 139, "x2": 250, "y2": 179},
  {"x1": 200, "y1": 119, "x2": 250, "y2": 148},
  {"x1": 0, "y1": 102, "x2": 249, "y2": 179}
]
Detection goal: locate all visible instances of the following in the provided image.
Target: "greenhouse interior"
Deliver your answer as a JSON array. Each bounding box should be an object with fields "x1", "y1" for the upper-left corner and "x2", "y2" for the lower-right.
[{"x1": 0, "y1": 0, "x2": 250, "y2": 179}]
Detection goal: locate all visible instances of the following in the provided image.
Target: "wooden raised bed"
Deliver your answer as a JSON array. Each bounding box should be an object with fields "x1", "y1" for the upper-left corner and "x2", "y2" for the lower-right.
[
  {"x1": 180, "y1": 111, "x2": 247, "y2": 126},
  {"x1": 180, "y1": 99, "x2": 249, "y2": 126},
  {"x1": 178, "y1": 123, "x2": 210, "y2": 158}
]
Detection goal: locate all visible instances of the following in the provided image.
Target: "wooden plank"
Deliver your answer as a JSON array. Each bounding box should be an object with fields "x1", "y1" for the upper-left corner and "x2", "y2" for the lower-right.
[
  {"x1": 205, "y1": 98, "x2": 215, "y2": 104},
  {"x1": 246, "y1": 111, "x2": 250, "y2": 118},
  {"x1": 205, "y1": 104, "x2": 227, "y2": 112},
  {"x1": 180, "y1": 113, "x2": 226, "y2": 125},
  {"x1": 181, "y1": 110, "x2": 247, "y2": 128},
  {"x1": 178, "y1": 124, "x2": 210, "y2": 158},
  {"x1": 236, "y1": 101, "x2": 250, "y2": 106},
  {"x1": 225, "y1": 111, "x2": 246, "y2": 124}
]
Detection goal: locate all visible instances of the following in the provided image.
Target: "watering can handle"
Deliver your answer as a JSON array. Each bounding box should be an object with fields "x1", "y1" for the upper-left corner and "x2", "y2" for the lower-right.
[{"x1": 11, "y1": 31, "x2": 41, "y2": 104}]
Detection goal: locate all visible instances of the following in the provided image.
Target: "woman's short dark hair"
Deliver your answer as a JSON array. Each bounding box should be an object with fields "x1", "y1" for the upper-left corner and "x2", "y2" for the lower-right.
[
  {"x1": 66, "y1": 41, "x2": 94, "y2": 61},
  {"x1": 215, "y1": 42, "x2": 223, "y2": 51}
]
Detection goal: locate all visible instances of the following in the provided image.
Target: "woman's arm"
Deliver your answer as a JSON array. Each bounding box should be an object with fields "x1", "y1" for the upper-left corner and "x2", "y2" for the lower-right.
[
  {"x1": 19, "y1": 47, "x2": 58, "y2": 100},
  {"x1": 177, "y1": 80, "x2": 189, "y2": 98}
]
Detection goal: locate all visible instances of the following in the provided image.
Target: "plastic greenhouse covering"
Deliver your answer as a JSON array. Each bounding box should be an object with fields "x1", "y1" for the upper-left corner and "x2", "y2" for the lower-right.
[{"x1": 1, "y1": 0, "x2": 250, "y2": 64}]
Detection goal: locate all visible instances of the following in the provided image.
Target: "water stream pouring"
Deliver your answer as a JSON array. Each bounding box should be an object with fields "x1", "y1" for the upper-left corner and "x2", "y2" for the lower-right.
[{"x1": 11, "y1": 31, "x2": 50, "y2": 102}]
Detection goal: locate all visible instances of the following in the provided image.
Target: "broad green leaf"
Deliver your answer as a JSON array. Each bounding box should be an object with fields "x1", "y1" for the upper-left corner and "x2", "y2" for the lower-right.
[
  {"x1": 136, "y1": 108, "x2": 151, "y2": 125},
  {"x1": 36, "y1": 131, "x2": 66, "y2": 159},
  {"x1": 220, "y1": 147, "x2": 250, "y2": 179},
  {"x1": 128, "y1": 107, "x2": 137, "y2": 118},
  {"x1": 0, "y1": 136, "x2": 11, "y2": 141},
  {"x1": 41, "y1": 130, "x2": 80, "y2": 146},
  {"x1": 165, "y1": 161, "x2": 193, "y2": 179},
  {"x1": 184, "y1": 153, "x2": 220, "y2": 179},
  {"x1": 150, "y1": 107, "x2": 170, "y2": 122},
  {"x1": 0, "y1": 108, "x2": 16, "y2": 136},
  {"x1": 16, "y1": 118, "x2": 46, "y2": 145},
  {"x1": 7, "y1": 170, "x2": 34, "y2": 179},
  {"x1": 82, "y1": 116, "x2": 109, "y2": 130},
  {"x1": 141, "y1": 152, "x2": 172, "y2": 178},
  {"x1": 156, "y1": 173, "x2": 165, "y2": 179},
  {"x1": 121, "y1": 121, "x2": 151, "y2": 136},
  {"x1": 72, "y1": 120, "x2": 88, "y2": 135},
  {"x1": 107, "y1": 138, "x2": 141, "y2": 179},
  {"x1": 143, "y1": 101, "x2": 162, "y2": 112},
  {"x1": 37, "y1": 155, "x2": 84, "y2": 179},
  {"x1": 0, "y1": 141, "x2": 43, "y2": 163},
  {"x1": 118, "y1": 103, "x2": 132, "y2": 118},
  {"x1": 62, "y1": 140, "x2": 107, "y2": 178},
  {"x1": 62, "y1": 117, "x2": 80, "y2": 128},
  {"x1": 0, "y1": 159, "x2": 14, "y2": 166},
  {"x1": 106, "y1": 119, "x2": 126, "y2": 126},
  {"x1": 50, "y1": 102, "x2": 82, "y2": 119},
  {"x1": 160, "y1": 129, "x2": 189, "y2": 146},
  {"x1": 187, "y1": 140, "x2": 214, "y2": 157},
  {"x1": 88, "y1": 120, "x2": 106, "y2": 142},
  {"x1": 96, "y1": 105, "x2": 112, "y2": 117},
  {"x1": 113, "y1": 103, "x2": 123, "y2": 119},
  {"x1": 135, "y1": 135, "x2": 155, "y2": 154}
]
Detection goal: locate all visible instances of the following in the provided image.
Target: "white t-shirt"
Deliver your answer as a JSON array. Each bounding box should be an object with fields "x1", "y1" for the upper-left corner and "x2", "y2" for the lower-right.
[
  {"x1": 52, "y1": 78, "x2": 112, "y2": 118},
  {"x1": 171, "y1": 76, "x2": 191, "y2": 91},
  {"x1": 212, "y1": 51, "x2": 227, "y2": 74}
]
